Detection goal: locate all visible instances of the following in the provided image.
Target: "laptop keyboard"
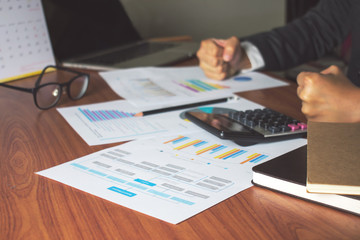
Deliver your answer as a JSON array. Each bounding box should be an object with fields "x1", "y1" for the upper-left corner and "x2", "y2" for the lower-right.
[{"x1": 82, "y1": 42, "x2": 176, "y2": 65}]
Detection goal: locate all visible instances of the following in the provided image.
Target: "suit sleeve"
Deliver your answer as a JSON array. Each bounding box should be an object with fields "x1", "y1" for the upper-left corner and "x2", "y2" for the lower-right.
[{"x1": 244, "y1": 0, "x2": 352, "y2": 71}]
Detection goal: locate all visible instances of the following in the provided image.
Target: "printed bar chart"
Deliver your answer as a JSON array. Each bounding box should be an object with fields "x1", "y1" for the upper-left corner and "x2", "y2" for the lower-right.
[
  {"x1": 240, "y1": 153, "x2": 268, "y2": 164},
  {"x1": 174, "y1": 140, "x2": 203, "y2": 150},
  {"x1": 215, "y1": 149, "x2": 243, "y2": 159},
  {"x1": 37, "y1": 132, "x2": 306, "y2": 224},
  {"x1": 163, "y1": 136, "x2": 269, "y2": 165},
  {"x1": 163, "y1": 136, "x2": 189, "y2": 144},
  {"x1": 222, "y1": 150, "x2": 246, "y2": 159},
  {"x1": 177, "y1": 79, "x2": 229, "y2": 93},
  {"x1": 78, "y1": 108, "x2": 136, "y2": 122},
  {"x1": 250, "y1": 154, "x2": 268, "y2": 163},
  {"x1": 195, "y1": 144, "x2": 222, "y2": 155},
  {"x1": 210, "y1": 145, "x2": 227, "y2": 153}
]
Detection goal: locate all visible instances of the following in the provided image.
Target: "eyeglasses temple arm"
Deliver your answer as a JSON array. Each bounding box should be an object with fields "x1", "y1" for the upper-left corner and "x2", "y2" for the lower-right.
[{"x1": 0, "y1": 83, "x2": 33, "y2": 93}]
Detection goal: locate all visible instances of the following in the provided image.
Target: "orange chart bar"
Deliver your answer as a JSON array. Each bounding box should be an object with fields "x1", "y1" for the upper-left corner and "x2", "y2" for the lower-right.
[
  {"x1": 195, "y1": 144, "x2": 221, "y2": 155},
  {"x1": 240, "y1": 153, "x2": 262, "y2": 164},
  {"x1": 163, "y1": 136, "x2": 185, "y2": 144},
  {"x1": 174, "y1": 140, "x2": 202, "y2": 150},
  {"x1": 215, "y1": 149, "x2": 241, "y2": 159}
]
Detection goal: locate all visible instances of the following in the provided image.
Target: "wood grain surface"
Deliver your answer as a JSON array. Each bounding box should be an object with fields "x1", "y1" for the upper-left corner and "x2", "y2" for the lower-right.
[{"x1": 1, "y1": 59, "x2": 359, "y2": 240}]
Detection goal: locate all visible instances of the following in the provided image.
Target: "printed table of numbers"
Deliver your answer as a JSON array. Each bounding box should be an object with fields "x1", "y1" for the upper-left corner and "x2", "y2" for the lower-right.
[{"x1": 0, "y1": 0, "x2": 55, "y2": 82}]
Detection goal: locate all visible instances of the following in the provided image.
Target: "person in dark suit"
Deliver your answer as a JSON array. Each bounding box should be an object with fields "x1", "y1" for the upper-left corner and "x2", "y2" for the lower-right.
[{"x1": 196, "y1": 0, "x2": 360, "y2": 123}]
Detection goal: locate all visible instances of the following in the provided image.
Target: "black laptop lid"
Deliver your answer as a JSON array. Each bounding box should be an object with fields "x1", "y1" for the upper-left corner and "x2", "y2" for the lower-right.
[{"x1": 41, "y1": 0, "x2": 141, "y2": 61}]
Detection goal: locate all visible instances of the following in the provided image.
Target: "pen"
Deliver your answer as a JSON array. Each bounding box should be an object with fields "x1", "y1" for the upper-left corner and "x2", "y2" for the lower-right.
[{"x1": 135, "y1": 96, "x2": 237, "y2": 117}]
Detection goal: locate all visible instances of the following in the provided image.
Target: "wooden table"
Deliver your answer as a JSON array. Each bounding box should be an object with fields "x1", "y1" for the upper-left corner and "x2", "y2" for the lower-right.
[{"x1": 1, "y1": 59, "x2": 359, "y2": 240}]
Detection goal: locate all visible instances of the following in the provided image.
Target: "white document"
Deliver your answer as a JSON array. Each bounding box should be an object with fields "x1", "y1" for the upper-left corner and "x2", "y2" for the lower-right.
[
  {"x1": 57, "y1": 99, "x2": 199, "y2": 146},
  {"x1": 57, "y1": 97, "x2": 268, "y2": 146},
  {"x1": 37, "y1": 132, "x2": 307, "y2": 224},
  {"x1": 99, "y1": 66, "x2": 287, "y2": 109}
]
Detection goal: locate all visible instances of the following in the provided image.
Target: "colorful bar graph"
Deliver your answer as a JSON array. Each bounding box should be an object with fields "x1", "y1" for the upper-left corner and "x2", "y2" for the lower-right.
[
  {"x1": 195, "y1": 144, "x2": 222, "y2": 155},
  {"x1": 79, "y1": 108, "x2": 135, "y2": 122},
  {"x1": 223, "y1": 150, "x2": 246, "y2": 159},
  {"x1": 163, "y1": 136, "x2": 189, "y2": 144},
  {"x1": 240, "y1": 153, "x2": 268, "y2": 164},
  {"x1": 250, "y1": 154, "x2": 268, "y2": 163},
  {"x1": 174, "y1": 140, "x2": 203, "y2": 150},
  {"x1": 240, "y1": 153, "x2": 261, "y2": 164},
  {"x1": 215, "y1": 149, "x2": 241, "y2": 159},
  {"x1": 210, "y1": 145, "x2": 227, "y2": 153},
  {"x1": 193, "y1": 141, "x2": 208, "y2": 147},
  {"x1": 162, "y1": 136, "x2": 268, "y2": 165},
  {"x1": 177, "y1": 79, "x2": 229, "y2": 93}
]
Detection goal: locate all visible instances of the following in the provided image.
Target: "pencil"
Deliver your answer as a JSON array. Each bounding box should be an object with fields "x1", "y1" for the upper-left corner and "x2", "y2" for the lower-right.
[{"x1": 135, "y1": 97, "x2": 232, "y2": 117}]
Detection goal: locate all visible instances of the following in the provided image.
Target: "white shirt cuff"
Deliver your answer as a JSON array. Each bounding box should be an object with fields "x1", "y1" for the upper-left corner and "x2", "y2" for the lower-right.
[{"x1": 240, "y1": 41, "x2": 265, "y2": 73}]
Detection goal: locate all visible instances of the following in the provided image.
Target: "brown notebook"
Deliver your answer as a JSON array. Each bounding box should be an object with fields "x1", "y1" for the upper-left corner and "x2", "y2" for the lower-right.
[{"x1": 307, "y1": 121, "x2": 360, "y2": 195}]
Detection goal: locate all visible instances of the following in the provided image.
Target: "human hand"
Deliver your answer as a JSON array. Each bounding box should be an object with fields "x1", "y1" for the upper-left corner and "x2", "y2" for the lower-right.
[
  {"x1": 196, "y1": 36, "x2": 251, "y2": 80},
  {"x1": 297, "y1": 65, "x2": 360, "y2": 122}
]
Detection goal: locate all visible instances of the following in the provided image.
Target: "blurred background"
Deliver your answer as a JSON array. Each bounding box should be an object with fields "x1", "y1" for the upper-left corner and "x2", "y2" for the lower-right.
[
  {"x1": 121, "y1": 0, "x2": 339, "y2": 80},
  {"x1": 121, "y1": 0, "x2": 319, "y2": 41},
  {"x1": 121, "y1": 0, "x2": 286, "y2": 41}
]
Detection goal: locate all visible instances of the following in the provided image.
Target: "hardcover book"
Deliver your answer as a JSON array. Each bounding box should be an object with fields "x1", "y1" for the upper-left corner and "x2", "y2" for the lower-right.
[{"x1": 252, "y1": 146, "x2": 360, "y2": 215}]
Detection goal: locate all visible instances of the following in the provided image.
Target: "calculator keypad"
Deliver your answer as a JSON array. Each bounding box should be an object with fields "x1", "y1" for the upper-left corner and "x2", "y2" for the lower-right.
[{"x1": 228, "y1": 108, "x2": 307, "y2": 137}]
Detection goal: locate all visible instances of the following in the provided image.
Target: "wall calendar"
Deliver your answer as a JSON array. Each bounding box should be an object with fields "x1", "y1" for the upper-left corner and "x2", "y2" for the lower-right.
[{"x1": 0, "y1": 0, "x2": 55, "y2": 83}]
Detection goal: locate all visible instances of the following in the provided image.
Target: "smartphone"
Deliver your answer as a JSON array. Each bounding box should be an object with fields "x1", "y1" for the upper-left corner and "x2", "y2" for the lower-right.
[{"x1": 184, "y1": 107, "x2": 307, "y2": 146}]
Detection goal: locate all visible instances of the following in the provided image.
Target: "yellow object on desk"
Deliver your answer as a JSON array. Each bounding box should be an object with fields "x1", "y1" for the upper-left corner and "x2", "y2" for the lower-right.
[{"x1": 0, "y1": 70, "x2": 44, "y2": 83}]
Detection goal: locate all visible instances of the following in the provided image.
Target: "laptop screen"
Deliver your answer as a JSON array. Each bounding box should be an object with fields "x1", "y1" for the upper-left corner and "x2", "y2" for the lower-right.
[{"x1": 41, "y1": 0, "x2": 141, "y2": 61}]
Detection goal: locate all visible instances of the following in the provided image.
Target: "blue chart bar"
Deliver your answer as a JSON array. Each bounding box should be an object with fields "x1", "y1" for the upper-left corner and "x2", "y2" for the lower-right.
[
  {"x1": 250, "y1": 155, "x2": 268, "y2": 163},
  {"x1": 210, "y1": 145, "x2": 227, "y2": 153},
  {"x1": 172, "y1": 137, "x2": 190, "y2": 144},
  {"x1": 194, "y1": 141, "x2": 208, "y2": 147},
  {"x1": 231, "y1": 150, "x2": 247, "y2": 158},
  {"x1": 78, "y1": 108, "x2": 135, "y2": 122},
  {"x1": 223, "y1": 150, "x2": 247, "y2": 160}
]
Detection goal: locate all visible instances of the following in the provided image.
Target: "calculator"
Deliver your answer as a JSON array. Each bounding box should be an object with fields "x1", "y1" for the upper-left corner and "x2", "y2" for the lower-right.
[{"x1": 184, "y1": 107, "x2": 307, "y2": 146}]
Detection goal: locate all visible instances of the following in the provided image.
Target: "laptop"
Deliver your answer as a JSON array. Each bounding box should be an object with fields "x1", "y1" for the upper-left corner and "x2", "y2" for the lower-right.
[{"x1": 41, "y1": 0, "x2": 199, "y2": 70}]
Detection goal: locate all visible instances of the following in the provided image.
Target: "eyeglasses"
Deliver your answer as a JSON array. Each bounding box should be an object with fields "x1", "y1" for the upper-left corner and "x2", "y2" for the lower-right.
[{"x1": 0, "y1": 65, "x2": 89, "y2": 110}]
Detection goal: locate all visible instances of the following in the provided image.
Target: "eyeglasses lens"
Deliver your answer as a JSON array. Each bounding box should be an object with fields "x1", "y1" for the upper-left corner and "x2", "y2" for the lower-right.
[
  {"x1": 69, "y1": 75, "x2": 89, "y2": 100},
  {"x1": 37, "y1": 67, "x2": 88, "y2": 108},
  {"x1": 35, "y1": 83, "x2": 61, "y2": 109}
]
